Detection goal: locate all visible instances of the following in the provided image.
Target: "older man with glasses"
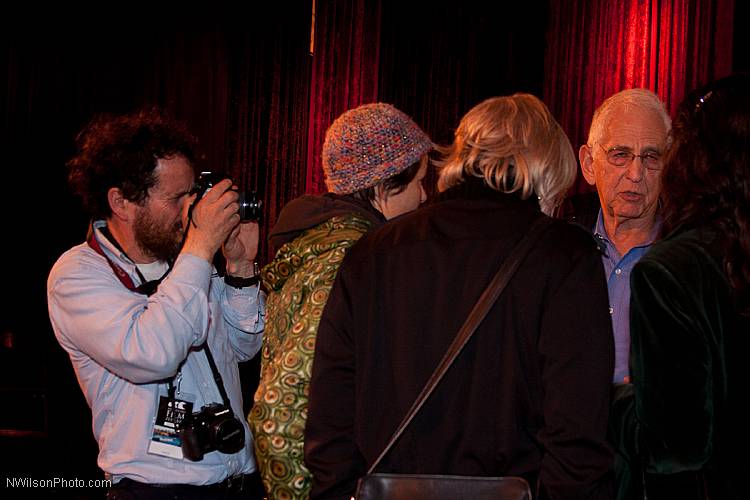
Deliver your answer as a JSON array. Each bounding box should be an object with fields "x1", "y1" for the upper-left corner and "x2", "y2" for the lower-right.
[{"x1": 577, "y1": 89, "x2": 671, "y2": 385}]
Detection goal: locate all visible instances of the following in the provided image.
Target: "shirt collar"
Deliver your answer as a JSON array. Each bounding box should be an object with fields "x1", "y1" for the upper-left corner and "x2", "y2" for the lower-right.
[
  {"x1": 593, "y1": 210, "x2": 662, "y2": 247},
  {"x1": 92, "y1": 220, "x2": 131, "y2": 264},
  {"x1": 593, "y1": 211, "x2": 612, "y2": 259}
]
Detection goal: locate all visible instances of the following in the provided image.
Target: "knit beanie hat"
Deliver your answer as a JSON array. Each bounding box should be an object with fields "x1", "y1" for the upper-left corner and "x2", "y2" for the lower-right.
[{"x1": 322, "y1": 103, "x2": 433, "y2": 194}]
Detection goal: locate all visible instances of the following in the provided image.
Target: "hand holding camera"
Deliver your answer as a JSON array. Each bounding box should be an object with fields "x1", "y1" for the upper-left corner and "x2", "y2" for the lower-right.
[
  {"x1": 223, "y1": 221, "x2": 260, "y2": 276},
  {"x1": 182, "y1": 178, "x2": 240, "y2": 263},
  {"x1": 182, "y1": 172, "x2": 263, "y2": 264}
]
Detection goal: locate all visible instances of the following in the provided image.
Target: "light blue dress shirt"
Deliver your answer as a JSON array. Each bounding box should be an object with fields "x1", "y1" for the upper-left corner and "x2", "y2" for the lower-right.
[
  {"x1": 47, "y1": 221, "x2": 265, "y2": 485},
  {"x1": 594, "y1": 212, "x2": 657, "y2": 383}
]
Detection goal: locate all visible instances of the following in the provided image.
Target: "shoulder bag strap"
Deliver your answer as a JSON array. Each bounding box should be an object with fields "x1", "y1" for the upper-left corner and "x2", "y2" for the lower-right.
[{"x1": 367, "y1": 215, "x2": 555, "y2": 474}]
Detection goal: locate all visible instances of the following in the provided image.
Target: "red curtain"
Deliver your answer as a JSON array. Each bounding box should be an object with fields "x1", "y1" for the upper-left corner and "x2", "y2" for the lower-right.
[
  {"x1": 144, "y1": 31, "x2": 230, "y2": 181},
  {"x1": 306, "y1": 0, "x2": 382, "y2": 194},
  {"x1": 375, "y1": 2, "x2": 548, "y2": 198},
  {"x1": 544, "y1": 0, "x2": 734, "y2": 193},
  {"x1": 222, "y1": 20, "x2": 313, "y2": 263},
  {"x1": 305, "y1": 1, "x2": 548, "y2": 198}
]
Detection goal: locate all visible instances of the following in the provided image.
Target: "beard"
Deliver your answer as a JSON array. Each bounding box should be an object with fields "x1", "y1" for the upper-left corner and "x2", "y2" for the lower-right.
[{"x1": 133, "y1": 208, "x2": 184, "y2": 263}]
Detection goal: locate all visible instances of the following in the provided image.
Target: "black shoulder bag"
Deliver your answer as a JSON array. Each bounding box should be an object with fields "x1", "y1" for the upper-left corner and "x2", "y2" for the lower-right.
[{"x1": 355, "y1": 217, "x2": 554, "y2": 500}]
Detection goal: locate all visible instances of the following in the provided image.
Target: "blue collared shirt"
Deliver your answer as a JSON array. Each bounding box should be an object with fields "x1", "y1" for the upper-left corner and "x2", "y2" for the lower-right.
[
  {"x1": 47, "y1": 221, "x2": 265, "y2": 485},
  {"x1": 594, "y1": 212, "x2": 658, "y2": 383}
]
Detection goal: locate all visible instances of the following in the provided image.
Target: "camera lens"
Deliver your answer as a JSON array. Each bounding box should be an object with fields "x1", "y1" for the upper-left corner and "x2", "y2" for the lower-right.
[
  {"x1": 194, "y1": 172, "x2": 262, "y2": 222},
  {"x1": 211, "y1": 413, "x2": 245, "y2": 453},
  {"x1": 238, "y1": 191, "x2": 263, "y2": 222}
]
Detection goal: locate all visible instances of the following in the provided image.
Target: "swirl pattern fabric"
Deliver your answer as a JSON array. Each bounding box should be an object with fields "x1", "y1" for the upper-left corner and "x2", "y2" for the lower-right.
[{"x1": 249, "y1": 214, "x2": 373, "y2": 500}]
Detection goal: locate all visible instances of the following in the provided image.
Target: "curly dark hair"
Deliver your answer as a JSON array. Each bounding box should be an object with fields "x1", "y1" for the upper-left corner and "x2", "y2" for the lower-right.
[
  {"x1": 660, "y1": 73, "x2": 750, "y2": 313},
  {"x1": 67, "y1": 109, "x2": 197, "y2": 219}
]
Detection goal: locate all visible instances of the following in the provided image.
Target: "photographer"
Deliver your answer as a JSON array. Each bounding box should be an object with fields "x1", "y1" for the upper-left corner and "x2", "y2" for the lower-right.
[{"x1": 47, "y1": 110, "x2": 266, "y2": 499}]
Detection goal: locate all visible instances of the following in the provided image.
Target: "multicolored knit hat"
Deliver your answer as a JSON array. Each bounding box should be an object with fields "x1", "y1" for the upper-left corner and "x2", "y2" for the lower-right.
[{"x1": 322, "y1": 103, "x2": 433, "y2": 194}]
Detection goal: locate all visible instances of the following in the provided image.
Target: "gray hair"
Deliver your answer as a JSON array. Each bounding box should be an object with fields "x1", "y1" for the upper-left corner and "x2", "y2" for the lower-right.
[{"x1": 587, "y1": 88, "x2": 671, "y2": 146}]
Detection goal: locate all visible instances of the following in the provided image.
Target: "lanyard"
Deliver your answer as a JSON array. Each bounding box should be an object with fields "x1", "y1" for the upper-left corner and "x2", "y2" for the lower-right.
[{"x1": 86, "y1": 223, "x2": 170, "y2": 295}]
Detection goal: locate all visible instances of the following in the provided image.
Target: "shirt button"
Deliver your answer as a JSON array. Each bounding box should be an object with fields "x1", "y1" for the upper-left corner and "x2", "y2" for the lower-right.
[
  {"x1": 615, "y1": 268, "x2": 622, "y2": 276},
  {"x1": 609, "y1": 307, "x2": 614, "y2": 315}
]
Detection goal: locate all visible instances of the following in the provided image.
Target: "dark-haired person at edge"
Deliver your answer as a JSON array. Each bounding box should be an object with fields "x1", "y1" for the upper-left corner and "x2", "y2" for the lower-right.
[
  {"x1": 248, "y1": 103, "x2": 432, "y2": 499},
  {"x1": 47, "y1": 110, "x2": 266, "y2": 499},
  {"x1": 305, "y1": 94, "x2": 615, "y2": 500},
  {"x1": 610, "y1": 74, "x2": 750, "y2": 500}
]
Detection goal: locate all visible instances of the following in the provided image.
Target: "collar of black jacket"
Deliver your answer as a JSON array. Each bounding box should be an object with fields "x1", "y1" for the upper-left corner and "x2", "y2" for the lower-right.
[{"x1": 434, "y1": 175, "x2": 541, "y2": 211}]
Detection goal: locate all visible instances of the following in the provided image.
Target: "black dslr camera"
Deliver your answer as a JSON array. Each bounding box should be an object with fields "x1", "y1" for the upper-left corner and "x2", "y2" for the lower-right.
[
  {"x1": 180, "y1": 403, "x2": 246, "y2": 461},
  {"x1": 192, "y1": 171, "x2": 263, "y2": 222}
]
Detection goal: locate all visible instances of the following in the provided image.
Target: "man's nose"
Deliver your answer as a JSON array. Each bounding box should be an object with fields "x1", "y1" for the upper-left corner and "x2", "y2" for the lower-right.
[{"x1": 625, "y1": 157, "x2": 645, "y2": 181}]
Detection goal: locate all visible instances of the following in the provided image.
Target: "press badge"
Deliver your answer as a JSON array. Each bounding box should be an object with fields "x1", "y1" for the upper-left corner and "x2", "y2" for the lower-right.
[{"x1": 148, "y1": 396, "x2": 193, "y2": 459}]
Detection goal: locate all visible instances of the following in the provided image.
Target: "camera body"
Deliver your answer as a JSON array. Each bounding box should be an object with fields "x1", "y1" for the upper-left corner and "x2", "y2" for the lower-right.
[
  {"x1": 179, "y1": 403, "x2": 246, "y2": 461},
  {"x1": 193, "y1": 171, "x2": 263, "y2": 222}
]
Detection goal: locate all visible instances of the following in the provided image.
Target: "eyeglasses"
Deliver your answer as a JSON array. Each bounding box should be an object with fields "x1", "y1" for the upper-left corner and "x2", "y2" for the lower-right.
[{"x1": 596, "y1": 143, "x2": 663, "y2": 170}]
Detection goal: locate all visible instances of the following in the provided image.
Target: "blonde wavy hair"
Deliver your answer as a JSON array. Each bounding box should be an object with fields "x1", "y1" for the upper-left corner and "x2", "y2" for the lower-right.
[{"x1": 436, "y1": 93, "x2": 576, "y2": 215}]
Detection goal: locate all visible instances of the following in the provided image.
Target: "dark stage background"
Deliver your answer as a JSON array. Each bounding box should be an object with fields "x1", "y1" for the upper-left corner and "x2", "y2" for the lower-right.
[{"x1": 1, "y1": 1, "x2": 747, "y2": 498}]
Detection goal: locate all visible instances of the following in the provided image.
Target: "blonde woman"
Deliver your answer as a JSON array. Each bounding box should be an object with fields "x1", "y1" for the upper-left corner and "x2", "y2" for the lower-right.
[{"x1": 306, "y1": 94, "x2": 615, "y2": 500}]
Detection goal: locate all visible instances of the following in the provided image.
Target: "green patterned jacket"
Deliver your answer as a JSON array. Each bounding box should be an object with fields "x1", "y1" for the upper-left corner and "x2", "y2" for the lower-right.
[{"x1": 249, "y1": 211, "x2": 375, "y2": 500}]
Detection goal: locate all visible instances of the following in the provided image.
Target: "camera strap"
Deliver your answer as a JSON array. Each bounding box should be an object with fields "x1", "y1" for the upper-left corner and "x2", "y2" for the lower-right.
[
  {"x1": 164, "y1": 345, "x2": 234, "y2": 420},
  {"x1": 88, "y1": 223, "x2": 235, "y2": 414},
  {"x1": 199, "y1": 343, "x2": 235, "y2": 412},
  {"x1": 88, "y1": 223, "x2": 195, "y2": 408}
]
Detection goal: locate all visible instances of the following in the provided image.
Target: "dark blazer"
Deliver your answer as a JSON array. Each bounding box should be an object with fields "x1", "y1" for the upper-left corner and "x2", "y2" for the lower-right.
[{"x1": 305, "y1": 179, "x2": 615, "y2": 500}]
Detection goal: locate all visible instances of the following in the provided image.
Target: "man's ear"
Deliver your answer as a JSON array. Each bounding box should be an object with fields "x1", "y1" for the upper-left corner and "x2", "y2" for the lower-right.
[
  {"x1": 579, "y1": 144, "x2": 597, "y2": 186},
  {"x1": 107, "y1": 187, "x2": 135, "y2": 221}
]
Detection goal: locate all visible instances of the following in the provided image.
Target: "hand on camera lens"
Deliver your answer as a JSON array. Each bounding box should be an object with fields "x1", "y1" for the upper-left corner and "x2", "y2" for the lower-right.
[
  {"x1": 183, "y1": 179, "x2": 241, "y2": 263},
  {"x1": 223, "y1": 221, "x2": 260, "y2": 275}
]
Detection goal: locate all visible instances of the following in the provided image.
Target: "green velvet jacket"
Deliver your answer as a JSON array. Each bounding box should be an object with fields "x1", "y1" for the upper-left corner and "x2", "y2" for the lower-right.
[{"x1": 610, "y1": 226, "x2": 749, "y2": 499}]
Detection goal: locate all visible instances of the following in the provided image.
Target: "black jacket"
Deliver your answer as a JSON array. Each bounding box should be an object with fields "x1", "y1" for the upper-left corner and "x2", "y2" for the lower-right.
[{"x1": 305, "y1": 179, "x2": 615, "y2": 500}]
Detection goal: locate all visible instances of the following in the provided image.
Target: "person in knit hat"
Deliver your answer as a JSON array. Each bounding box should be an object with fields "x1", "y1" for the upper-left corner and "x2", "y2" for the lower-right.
[{"x1": 248, "y1": 102, "x2": 432, "y2": 500}]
